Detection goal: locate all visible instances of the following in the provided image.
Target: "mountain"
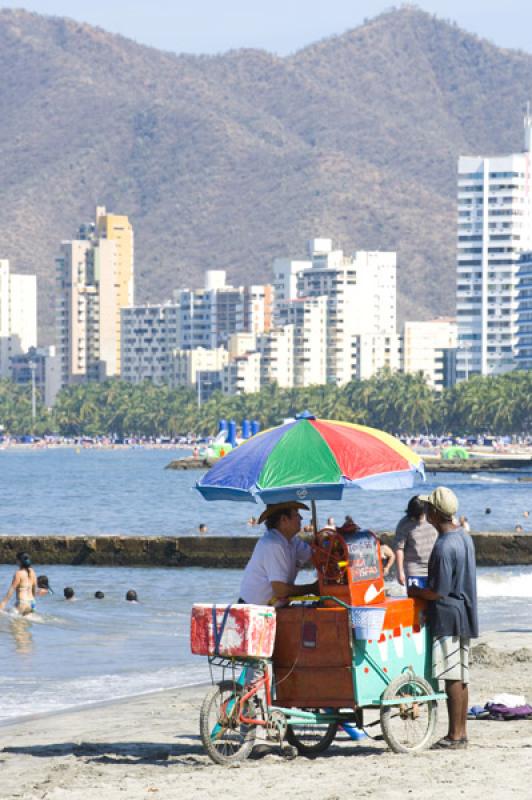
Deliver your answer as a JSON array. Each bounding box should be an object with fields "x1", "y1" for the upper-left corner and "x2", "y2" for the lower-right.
[{"x1": 1, "y1": 6, "x2": 532, "y2": 341}]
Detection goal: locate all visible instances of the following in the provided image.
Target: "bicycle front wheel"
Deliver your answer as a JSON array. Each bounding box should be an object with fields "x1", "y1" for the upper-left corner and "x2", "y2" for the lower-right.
[{"x1": 200, "y1": 680, "x2": 256, "y2": 765}]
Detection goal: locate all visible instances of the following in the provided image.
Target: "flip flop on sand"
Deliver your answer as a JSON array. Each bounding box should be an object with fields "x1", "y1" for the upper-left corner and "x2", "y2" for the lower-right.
[{"x1": 433, "y1": 736, "x2": 468, "y2": 750}]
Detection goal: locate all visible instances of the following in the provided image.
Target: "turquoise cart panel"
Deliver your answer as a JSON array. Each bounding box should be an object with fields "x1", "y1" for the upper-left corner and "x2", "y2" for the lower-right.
[{"x1": 352, "y1": 623, "x2": 434, "y2": 706}]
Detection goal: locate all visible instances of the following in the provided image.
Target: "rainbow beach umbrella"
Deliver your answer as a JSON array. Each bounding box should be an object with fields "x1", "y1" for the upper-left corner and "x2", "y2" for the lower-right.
[{"x1": 196, "y1": 412, "x2": 424, "y2": 504}]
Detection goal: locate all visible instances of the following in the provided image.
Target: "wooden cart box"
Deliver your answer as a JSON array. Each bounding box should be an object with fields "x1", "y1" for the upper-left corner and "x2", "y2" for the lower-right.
[{"x1": 273, "y1": 606, "x2": 354, "y2": 707}]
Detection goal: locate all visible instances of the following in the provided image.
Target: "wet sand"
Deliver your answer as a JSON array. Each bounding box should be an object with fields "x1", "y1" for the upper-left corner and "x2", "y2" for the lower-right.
[{"x1": 1, "y1": 631, "x2": 531, "y2": 800}]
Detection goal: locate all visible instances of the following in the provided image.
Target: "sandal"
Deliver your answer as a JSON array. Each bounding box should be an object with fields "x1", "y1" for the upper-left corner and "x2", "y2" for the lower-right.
[{"x1": 433, "y1": 736, "x2": 468, "y2": 750}]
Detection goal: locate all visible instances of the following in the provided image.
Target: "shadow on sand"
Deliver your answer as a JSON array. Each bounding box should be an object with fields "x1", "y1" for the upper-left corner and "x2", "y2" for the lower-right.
[
  {"x1": 2, "y1": 734, "x2": 384, "y2": 764},
  {"x1": 2, "y1": 737, "x2": 206, "y2": 766}
]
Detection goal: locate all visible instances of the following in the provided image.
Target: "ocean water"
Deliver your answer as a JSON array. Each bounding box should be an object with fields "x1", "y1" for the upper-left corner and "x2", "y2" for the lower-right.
[
  {"x1": 0, "y1": 447, "x2": 531, "y2": 536},
  {"x1": 0, "y1": 563, "x2": 531, "y2": 724},
  {"x1": 0, "y1": 448, "x2": 531, "y2": 724}
]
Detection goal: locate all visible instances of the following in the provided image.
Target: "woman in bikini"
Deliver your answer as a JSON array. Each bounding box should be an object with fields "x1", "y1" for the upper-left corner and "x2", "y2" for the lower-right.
[{"x1": 0, "y1": 552, "x2": 37, "y2": 615}]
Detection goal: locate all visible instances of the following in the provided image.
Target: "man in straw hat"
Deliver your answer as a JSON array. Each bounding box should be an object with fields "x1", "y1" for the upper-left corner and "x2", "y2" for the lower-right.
[
  {"x1": 239, "y1": 501, "x2": 319, "y2": 606},
  {"x1": 409, "y1": 486, "x2": 478, "y2": 750}
]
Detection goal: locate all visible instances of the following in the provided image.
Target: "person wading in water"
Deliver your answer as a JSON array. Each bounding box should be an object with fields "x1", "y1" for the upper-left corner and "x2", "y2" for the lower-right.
[{"x1": 0, "y1": 552, "x2": 37, "y2": 615}]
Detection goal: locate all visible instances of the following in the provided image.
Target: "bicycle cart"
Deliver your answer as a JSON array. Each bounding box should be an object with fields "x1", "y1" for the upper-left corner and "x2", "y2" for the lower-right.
[{"x1": 192, "y1": 526, "x2": 445, "y2": 764}]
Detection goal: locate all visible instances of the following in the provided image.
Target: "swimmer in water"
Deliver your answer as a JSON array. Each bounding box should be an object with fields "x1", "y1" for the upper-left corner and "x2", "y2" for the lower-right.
[
  {"x1": 0, "y1": 552, "x2": 37, "y2": 615},
  {"x1": 63, "y1": 587, "x2": 75, "y2": 601},
  {"x1": 126, "y1": 589, "x2": 138, "y2": 602},
  {"x1": 37, "y1": 575, "x2": 53, "y2": 595}
]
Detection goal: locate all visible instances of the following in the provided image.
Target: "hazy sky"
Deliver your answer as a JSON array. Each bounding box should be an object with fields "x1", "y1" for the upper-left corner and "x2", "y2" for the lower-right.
[{"x1": 1, "y1": 1, "x2": 531, "y2": 55}]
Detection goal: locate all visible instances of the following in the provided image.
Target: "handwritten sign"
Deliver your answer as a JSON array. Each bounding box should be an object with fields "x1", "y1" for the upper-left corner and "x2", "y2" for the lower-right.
[{"x1": 343, "y1": 531, "x2": 380, "y2": 583}]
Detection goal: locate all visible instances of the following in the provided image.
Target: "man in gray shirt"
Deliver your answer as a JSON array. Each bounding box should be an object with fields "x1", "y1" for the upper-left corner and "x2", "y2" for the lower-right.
[
  {"x1": 409, "y1": 486, "x2": 478, "y2": 750},
  {"x1": 395, "y1": 496, "x2": 438, "y2": 589}
]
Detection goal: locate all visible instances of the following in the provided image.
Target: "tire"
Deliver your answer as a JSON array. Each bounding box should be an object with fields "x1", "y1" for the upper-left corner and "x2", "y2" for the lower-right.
[
  {"x1": 380, "y1": 673, "x2": 438, "y2": 753},
  {"x1": 286, "y1": 710, "x2": 337, "y2": 757},
  {"x1": 199, "y1": 680, "x2": 256, "y2": 765}
]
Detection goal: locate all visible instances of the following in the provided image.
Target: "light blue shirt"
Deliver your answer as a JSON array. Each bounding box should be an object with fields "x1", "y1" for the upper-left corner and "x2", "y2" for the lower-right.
[{"x1": 239, "y1": 528, "x2": 312, "y2": 605}]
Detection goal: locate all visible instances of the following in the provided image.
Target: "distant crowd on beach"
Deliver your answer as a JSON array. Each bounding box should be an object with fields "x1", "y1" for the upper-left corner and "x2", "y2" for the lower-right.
[{"x1": 0, "y1": 434, "x2": 194, "y2": 450}]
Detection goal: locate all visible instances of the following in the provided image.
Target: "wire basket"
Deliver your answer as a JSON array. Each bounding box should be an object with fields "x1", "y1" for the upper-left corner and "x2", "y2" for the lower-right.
[{"x1": 350, "y1": 606, "x2": 386, "y2": 641}]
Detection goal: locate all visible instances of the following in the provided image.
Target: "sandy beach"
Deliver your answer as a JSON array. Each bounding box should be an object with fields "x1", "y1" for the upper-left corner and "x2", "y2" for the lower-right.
[{"x1": 1, "y1": 630, "x2": 531, "y2": 800}]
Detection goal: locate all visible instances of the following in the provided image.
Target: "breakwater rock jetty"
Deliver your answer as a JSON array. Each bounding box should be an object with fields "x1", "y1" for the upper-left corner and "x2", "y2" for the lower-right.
[
  {"x1": 0, "y1": 533, "x2": 531, "y2": 568},
  {"x1": 424, "y1": 456, "x2": 532, "y2": 473},
  {"x1": 165, "y1": 457, "x2": 215, "y2": 470},
  {"x1": 166, "y1": 455, "x2": 532, "y2": 473}
]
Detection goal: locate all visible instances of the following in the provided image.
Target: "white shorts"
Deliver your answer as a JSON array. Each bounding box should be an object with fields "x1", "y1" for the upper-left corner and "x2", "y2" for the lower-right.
[{"x1": 432, "y1": 635, "x2": 471, "y2": 684}]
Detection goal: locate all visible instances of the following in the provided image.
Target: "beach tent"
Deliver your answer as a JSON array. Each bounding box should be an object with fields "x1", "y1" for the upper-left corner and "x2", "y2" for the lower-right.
[{"x1": 442, "y1": 446, "x2": 469, "y2": 460}]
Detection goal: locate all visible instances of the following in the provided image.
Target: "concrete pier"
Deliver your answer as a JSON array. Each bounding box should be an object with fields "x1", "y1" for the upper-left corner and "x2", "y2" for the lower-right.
[
  {"x1": 0, "y1": 533, "x2": 531, "y2": 568},
  {"x1": 166, "y1": 456, "x2": 532, "y2": 473}
]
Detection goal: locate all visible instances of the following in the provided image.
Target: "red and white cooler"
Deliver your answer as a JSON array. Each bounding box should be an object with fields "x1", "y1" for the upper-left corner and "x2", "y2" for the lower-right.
[{"x1": 190, "y1": 604, "x2": 277, "y2": 658}]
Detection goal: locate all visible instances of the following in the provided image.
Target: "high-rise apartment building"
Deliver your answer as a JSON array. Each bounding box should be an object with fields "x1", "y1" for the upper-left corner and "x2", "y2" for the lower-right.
[
  {"x1": 257, "y1": 326, "x2": 294, "y2": 388},
  {"x1": 10, "y1": 345, "x2": 61, "y2": 407},
  {"x1": 176, "y1": 271, "x2": 272, "y2": 350},
  {"x1": 272, "y1": 257, "x2": 311, "y2": 313},
  {"x1": 0, "y1": 259, "x2": 37, "y2": 378},
  {"x1": 456, "y1": 115, "x2": 532, "y2": 378},
  {"x1": 172, "y1": 346, "x2": 228, "y2": 401},
  {"x1": 121, "y1": 304, "x2": 180, "y2": 384},
  {"x1": 294, "y1": 240, "x2": 396, "y2": 385},
  {"x1": 277, "y1": 296, "x2": 328, "y2": 386},
  {"x1": 516, "y1": 252, "x2": 532, "y2": 369},
  {"x1": 401, "y1": 319, "x2": 458, "y2": 391},
  {"x1": 95, "y1": 206, "x2": 134, "y2": 374},
  {"x1": 354, "y1": 332, "x2": 401, "y2": 381},
  {"x1": 56, "y1": 208, "x2": 134, "y2": 386},
  {"x1": 221, "y1": 351, "x2": 261, "y2": 395}
]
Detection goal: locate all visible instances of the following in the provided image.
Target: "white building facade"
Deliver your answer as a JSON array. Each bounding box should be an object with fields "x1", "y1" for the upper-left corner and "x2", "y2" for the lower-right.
[
  {"x1": 257, "y1": 326, "x2": 295, "y2": 388},
  {"x1": 292, "y1": 240, "x2": 397, "y2": 385},
  {"x1": 516, "y1": 252, "x2": 532, "y2": 369},
  {"x1": 176, "y1": 271, "x2": 272, "y2": 350},
  {"x1": 401, "y1": 319, "x2": 458, "y2": 391},
  {"x1": 456, "y1": 115, "x2": 532, "y2": 378},
  {"x1": 355, "y1": 332, "x2": 401, "y2": 381},
  {"x1": 121, "y1": 304, "x2": 180, "y2": 384},
  {"x1": 171, "y1": 347, "x2": 228, "y2": 402},
  {"x1": 277, "y1": 296, "x2": 328, "y2": 386},
  {"x1": 0, "y1": 259, "x2": 37, "y2": 378},
  {"x1": 222, "y1": 351, "x2": 261, "y2": 395}
]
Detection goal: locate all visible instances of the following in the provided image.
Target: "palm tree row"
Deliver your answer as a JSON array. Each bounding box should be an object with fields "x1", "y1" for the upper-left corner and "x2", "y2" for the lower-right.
[{"x1": 0, "y1": 371, "x2": 530, "y2": 438}]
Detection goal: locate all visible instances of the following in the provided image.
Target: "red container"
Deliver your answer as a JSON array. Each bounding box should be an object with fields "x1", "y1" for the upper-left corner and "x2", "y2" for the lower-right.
[{"x1": 190, "y1": 604, "x2": 277, "y2": 658}]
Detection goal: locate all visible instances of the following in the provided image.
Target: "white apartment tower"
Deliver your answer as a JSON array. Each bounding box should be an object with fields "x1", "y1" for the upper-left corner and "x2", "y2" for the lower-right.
[
  {"x1": 0, "y1": 260, "x2": 37, "y2": 378},
  {"x1": 456, "y1": 113, "x2": 532, "y2": 378},
  {"x1": 176, "y1": 271, "x2": 272, "y2": 350},
  {"x1": 277, "y1": 296, "x2": 328, "y2": 387},
  {"x1": 257, "y1": 326, "x2": 295, "y2": 388},
  {"x1": 298, "y1": 240, "x2": 396, "y2": 385},
  {"x1": 121, "y1": 304, "x2": 180, "y2": 384},
  {"x1": 402, "y1": 319, "x2": 458, "y2": 391}
]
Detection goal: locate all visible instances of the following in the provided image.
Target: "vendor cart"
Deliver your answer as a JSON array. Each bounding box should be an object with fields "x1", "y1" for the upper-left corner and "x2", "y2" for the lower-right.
[
  {"x1": 191, "y1": 415, "x2": 444, "y2": 763},
  {"x1": 192, "y1": 526, "x2": 445, "y2": 763}
]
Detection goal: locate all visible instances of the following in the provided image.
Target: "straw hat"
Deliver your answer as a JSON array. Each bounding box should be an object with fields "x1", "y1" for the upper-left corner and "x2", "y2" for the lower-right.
[{"x1": 258, "y1": 501, "x2": 309, "y2": 525}]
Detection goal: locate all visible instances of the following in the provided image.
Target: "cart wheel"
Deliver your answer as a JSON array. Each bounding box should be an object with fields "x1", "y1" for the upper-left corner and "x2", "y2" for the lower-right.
[
  {"x1": 200, "y1": 680, "x2": 256, "y2": 765},
  {"x1": 380, "y1": 673, "x2": 438, "y2": 753},
  {"x1": 286, "y1": 710, "x2": 337, "y2": 757}
]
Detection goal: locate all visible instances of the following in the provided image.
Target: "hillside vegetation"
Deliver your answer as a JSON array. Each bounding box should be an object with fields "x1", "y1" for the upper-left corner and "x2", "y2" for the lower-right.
[{"x1": 1, "y1": 6, "x2": 532, "y2": 339}]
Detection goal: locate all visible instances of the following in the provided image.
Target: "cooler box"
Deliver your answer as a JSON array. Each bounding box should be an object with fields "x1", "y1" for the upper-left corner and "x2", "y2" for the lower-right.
[{"x1": 190, "y1": 604, "x2": 277, "y2": 658}]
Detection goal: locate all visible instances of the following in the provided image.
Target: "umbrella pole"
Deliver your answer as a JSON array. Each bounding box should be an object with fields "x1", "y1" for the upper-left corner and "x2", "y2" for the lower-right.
[{"x1": 311, "y1": 500, "x2": 318, "y2": 537}]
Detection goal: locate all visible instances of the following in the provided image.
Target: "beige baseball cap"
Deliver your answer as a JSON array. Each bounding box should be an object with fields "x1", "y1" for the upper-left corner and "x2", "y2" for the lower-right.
[{"x1": 419, "y1": 486, "x2": 458, "y2": 518}]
